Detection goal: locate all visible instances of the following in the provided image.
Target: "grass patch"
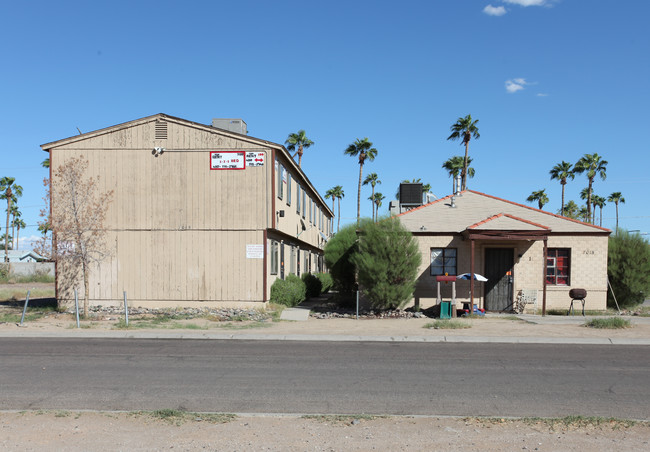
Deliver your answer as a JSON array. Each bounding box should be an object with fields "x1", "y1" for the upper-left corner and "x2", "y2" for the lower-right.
[
  {"x1": 302, "y1": 414, "x2": 384, "y2": 424},
  {"x1": 132, "y1": 409, "x2": 236, "y2": 426},
  {"x1": 584, "y1": 317, "x2": 632, "y2": 329},
  {"x1": 469, "y1": 415, "x2": 641, "y2": 430},
  {"x1": 113, "y1": 318, "x2": 207, "y2": 330},
  {"x1": 0, "y1": 274, "x2": 55, "y2": 284},
  {"x1": 213, "y1": 321, "x2": 273, "y2": 330},
  {"x1": 423, "y1": 320, "x2": 471, "y2": 330},
  {"x1": 0, "y1": 288, "x2": 55, "y2": 302},
  {"x1": 0, "y1": 305, "x2": 59, "y2": 323}
]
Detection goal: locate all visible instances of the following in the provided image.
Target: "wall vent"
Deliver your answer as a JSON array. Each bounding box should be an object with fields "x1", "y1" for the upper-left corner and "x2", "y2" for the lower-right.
[{"x1": 155, "y1": 120, "x2": 168, "y2": 140}]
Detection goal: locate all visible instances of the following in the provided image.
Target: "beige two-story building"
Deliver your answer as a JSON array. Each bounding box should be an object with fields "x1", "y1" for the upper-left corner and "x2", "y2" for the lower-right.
[
  {"x1": 42, "y1": 113, "x2": 333, "y2": 308},
  {"x1": 396, "y1": 190, "x2": 611, "y2": 313}
]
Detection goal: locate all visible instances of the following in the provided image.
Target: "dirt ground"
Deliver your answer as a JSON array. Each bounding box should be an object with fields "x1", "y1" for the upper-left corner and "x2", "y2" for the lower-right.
[{"x1": 1, "y1": 411, "x2": 648, "y2": 452}]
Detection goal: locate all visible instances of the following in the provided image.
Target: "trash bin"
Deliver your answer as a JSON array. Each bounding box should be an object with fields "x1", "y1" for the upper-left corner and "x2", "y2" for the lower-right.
[{"x1": 440, "y1": 301, "x2": 452, "y2": 319}]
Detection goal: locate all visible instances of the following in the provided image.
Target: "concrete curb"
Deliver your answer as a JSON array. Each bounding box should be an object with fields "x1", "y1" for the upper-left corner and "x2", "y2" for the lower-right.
[{"x1": 1, "y1": 330, "x2": 649, "y2": 345}]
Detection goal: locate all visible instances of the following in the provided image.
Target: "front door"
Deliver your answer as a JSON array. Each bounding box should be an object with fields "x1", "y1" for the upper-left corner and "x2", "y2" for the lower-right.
[{"x1": 485, "y1": 248, "x2": 514, "y2": 312}]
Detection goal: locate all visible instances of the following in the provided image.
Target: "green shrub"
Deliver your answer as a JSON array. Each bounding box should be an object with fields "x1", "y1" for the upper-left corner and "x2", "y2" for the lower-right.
[
  {"x1": 317, "y1": 272, "x2": 333, "y2": 294},
  {"x1": 608, "y1": 230, "x2": 650, "y2": 308},
  {"x1": 324, "y1": 223, "x2": 358, "y2": 295},
  {"x1": 585, "y1": 317, "x2": 631, "y2": 329},
  {"x1": 270, "y1": 274, "x2": 306, "y2": 307},
  {"x1": 352, "y1": 217, "x2": 421, "y2": 310},
  {"x1": 301, "y1": 273, "x2": 322, "y2": 299}
]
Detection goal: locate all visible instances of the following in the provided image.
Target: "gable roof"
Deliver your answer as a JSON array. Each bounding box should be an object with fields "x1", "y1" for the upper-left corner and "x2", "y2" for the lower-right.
[
  {"x1": 40, "y1": 113, "x2": 334, "y2": 217},
  {"x1": 397, "y1": 190, "x2": 610, "y2": 234}
]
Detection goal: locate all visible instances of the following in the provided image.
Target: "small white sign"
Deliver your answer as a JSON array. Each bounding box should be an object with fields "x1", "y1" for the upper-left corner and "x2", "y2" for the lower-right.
[
  {"x1": 210, "y1": 151, "x2": 245, "y2": 170},
  {"x1": 246, "y1": 152, "x2": 265, "y2": 167},
  {"x1": 246, "y1": 244, "x2": 264, "y2": 259}
]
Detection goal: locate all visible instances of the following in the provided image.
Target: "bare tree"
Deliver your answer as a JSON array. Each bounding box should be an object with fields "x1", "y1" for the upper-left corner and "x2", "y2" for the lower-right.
[{"x1": 50, "y1": 157, "x2": 113, "y2": 317}]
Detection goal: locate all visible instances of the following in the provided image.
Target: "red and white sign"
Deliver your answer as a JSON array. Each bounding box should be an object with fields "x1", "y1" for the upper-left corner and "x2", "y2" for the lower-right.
[
  {"x1": 246, "y1": 152, "x2": 265, "y2": 167},
  {"x1": 210, "y1": 151, "x2": 246, "y2": 170}
]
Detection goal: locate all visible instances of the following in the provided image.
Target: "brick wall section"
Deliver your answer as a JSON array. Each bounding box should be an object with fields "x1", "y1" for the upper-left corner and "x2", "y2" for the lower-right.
[{"x1": 410, "y1": 234, "x2": 608, "y2": 312}]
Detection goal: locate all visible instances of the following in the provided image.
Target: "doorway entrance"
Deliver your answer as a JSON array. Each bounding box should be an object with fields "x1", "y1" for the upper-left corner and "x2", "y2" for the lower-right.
[{"x1": 484, "y1": 248, "x2": 514, "y2": 312}]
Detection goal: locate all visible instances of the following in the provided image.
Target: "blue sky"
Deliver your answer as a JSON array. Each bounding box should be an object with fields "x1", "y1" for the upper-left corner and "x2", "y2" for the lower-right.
[{"x1": 2, "y1": 0, "x2": 649, "y2": 248}]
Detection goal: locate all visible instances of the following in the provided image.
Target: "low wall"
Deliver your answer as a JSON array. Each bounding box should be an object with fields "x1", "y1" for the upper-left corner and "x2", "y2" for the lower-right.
[{"x1": 6, "y1": 262, "x2": 55, "y2": 277}]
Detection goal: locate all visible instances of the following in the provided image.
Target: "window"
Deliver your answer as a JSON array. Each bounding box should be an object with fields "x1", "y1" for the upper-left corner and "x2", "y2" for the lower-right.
[
  {"x1": 302, "y1": 190, "x2": 306, "y2": 218},
  {"x1": 547, "y1": 248, "x2": 570, "y2": 285},
  {"x1": 296, "y1": 184, "x2": 301, "y2": 213},
  {"x1": 290, "y1": 246, "x2": 296, "y2": 275},
  {"x1": 277, "y1": 163, "x2": 284, "y2": 200},
  {"x1": 270, "y1": 240, "x2": 278, "y2": 275},
  {"x1": 287, "y1": 173, "x2": 292, "y2": 206},
  {"x1": 430, "y1": 248, "x2": 457, "y2": 276}
]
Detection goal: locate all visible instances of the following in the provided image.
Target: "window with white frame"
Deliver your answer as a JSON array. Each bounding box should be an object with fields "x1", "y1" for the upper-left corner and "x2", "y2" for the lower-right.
[
  {"x1": 270, "y1": 240, "x2": 278, "y2": 275},
  {"x1": 546, "y1": 248, "x2": 570, "y2": 285},
  {"x1": 287, "y1": 173, "x2": 292, "y2": 205}
]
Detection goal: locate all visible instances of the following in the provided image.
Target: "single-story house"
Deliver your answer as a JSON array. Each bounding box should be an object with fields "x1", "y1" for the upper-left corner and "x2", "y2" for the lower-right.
[{"x1": 393, "y1": 190, "x2": 611, "y2": 313}]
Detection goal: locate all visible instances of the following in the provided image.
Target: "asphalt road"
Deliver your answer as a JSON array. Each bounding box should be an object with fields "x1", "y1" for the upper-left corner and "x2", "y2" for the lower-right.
[{"x1": 1, "y1": 338, "x2": 648, "y2": 420}]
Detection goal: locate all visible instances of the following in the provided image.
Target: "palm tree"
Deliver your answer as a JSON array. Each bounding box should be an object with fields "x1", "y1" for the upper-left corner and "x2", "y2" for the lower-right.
[
  {"x1": 363, "y1": 173, "x2": 381, "y2": 221},
  {"x1": 442, "y1": 156, "x2": 474, "y2": 193},
  {"x1": 607, "y1": 192, "x2": 625, "y2": 231},
  {"x1": 560, "y1": 200, "x2": 580, "y2": 220},
  {"x1": 578, "y1": 205, "x2": 590, "y2": 223},
  {"x1": 344, "y1": 138, "x2": 378, "y2": 223},
  {"x1": 373, "y1": 192, "x2": 385, "y2": 219},
  {"x1": 325, "y1": 185, "x2": 345, "y2": 233},
  {"x1": 447, "y1": 114, "x2": 480, "y2": 191},
  {"x1": 526, "y1": 189, "x2": 549, "y2": 210},
  {"x1": 549, "y1": 161, "x2": 574, "y2": 216},
  {"x1": 0, "y1": 177, "x2": 23, "y2": 262},
  {"x1": 573, "y1": 153, "x2": 607, "y2": 223},
  {"x1": 285, "y1": 130, "x2": 314, "y2": 168},
  {"x1": 591, "y1": 194, "x2": 606, "y2": 227},
  {"x1": 579, "y1": 187, "x2": 593, "y2": 223},
  {"x1": 9, "y1": 204, "x2": 19, "y2": 248},
  {"x1": 12, "y1": 218, "x2": 26, "y2": 250},
  {"x1": 42, "y1": 158, "x2": 50, "y2": 168}
]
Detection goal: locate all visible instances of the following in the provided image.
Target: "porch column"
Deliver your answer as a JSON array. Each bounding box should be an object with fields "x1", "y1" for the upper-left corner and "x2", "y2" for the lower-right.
[
  {"x1": 542, "y1": 238, "x2": 548, "y2": 316},
  {"x1": 470, "y1": 238, "x2": 475, "y2": 307}
]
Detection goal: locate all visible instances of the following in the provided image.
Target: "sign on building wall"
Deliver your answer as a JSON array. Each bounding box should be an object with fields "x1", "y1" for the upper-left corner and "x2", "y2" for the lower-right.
[
  {"x1": 246, "y1": 152, "x2": 265, "y2": 167},
  {"x1": 210, "y1": 151, "x2": 246, "y2": 170},
  {"x1": 246, "y1": 244, "x2": 264, "y2": 259}
]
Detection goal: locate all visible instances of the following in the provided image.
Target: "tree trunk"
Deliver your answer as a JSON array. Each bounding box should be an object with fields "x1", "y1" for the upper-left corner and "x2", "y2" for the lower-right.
[
  {"x1": 586, "y1": 180, "x2": 593, "y2": 223},
  {"x1": 371, "y1": 186, "x2": 375, "y2": 222},
  {"x1": 15, "y1": 227, "x2": 19, "y2": 250},
  {"x1": 561, "y1": 181, "x2": 566, "y2": 216},
  {"x1": 337, "y1": 198, "x2": 341, "y2": 233},
  {"x1": 82, "y1": 260, "x2": 89, "y2": 318},
  {"x1": 357, "y1": 163, "x2": 363, "y2": 224},
  {"x1": 615, "y1": 203, "x2": 619, "y2": 231},
  {"x1": 298, "y1": 144, "x2": 303, "y2": 167},
  {"x1": 462, "y1": 141, "x2": 469, "y2": 191},
  {"x1": 4, "y1": 195, "x2": 11, "y2": 262}
]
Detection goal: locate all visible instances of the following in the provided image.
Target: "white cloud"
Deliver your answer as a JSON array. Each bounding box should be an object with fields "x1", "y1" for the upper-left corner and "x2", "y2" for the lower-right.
[
  {"x1": 502, "y1": 0, "x2": 547, "y2": 6},
  {"x1": 505, "y1": 78, "x2": 528, "y2": 93},
  {"x1": 17, "y1": 235, "x2": 42, "y2": 251},
  {"x1": 483, "y1": 5, "x2": 507, "y2": 16},
  {"x1": 536, "y1": 93, "x2": 548, "y2": 97}
]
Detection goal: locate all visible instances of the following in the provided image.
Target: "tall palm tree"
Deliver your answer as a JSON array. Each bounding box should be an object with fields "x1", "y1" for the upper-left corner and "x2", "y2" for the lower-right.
[
  {"x1": 549, "y1": 161, "x2": 574, "y2": 216},
  {"x1": 363, "y1": 173, "x2": 381, "y2": 221},
  {"x1": 344, "y1": 138, "x2": 377, "y2": 223},
  {"x1": 579, "y1": 187, "x2": 593, "y2": 223},
  {"x1": 373, "y1": 192, "x2": 385, "y2": 220},
  {"x1": 9, "y1": 204, "x2": 19, "y2": 248},
  {"x1": 0, "y1": 177, "x2": 23, "y2": 262},
  {"x1": 447, "y1": 114, "x2": 480, "y2": 191},
  {"x1": 325, "y1": 185, "x2": 345, "y2": 233},
  {"x1": 12, "y1": 218, "x2": 26, "y2": 250},
  {"x1": 607, "y1": 192, "x2": 625, "y2": 232},
  {"x1": 573, "y1": 153, "x2": 607, "y2": 223},
  {"x1": 285, "y1": 130, "x2": 314, "y2": 168},
  {"x1": 442, "y1": 156, "x2": 474, "y2": 193},
  {"x1": 591, "y1": 195, "x2": 606, "y2": 227},
  {"x1": 526, "y1": 189, "x2": 549, "y2": 210}
]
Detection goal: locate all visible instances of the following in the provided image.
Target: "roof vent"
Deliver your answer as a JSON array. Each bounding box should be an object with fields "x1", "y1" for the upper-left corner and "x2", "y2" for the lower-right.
[
  {"x1": 155, "y1": 120, "x2": 167, "y2": 140},
  {"x1": 212, "y1": 118, "x2": 248, "y2": 135}
]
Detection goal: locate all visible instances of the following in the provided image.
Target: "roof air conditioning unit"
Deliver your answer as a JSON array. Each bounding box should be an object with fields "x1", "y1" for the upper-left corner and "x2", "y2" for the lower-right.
[{"x1": 399, "y1": 183, "x2": 423, "y2": 206}]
